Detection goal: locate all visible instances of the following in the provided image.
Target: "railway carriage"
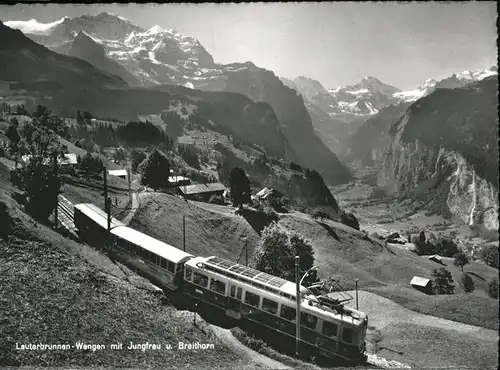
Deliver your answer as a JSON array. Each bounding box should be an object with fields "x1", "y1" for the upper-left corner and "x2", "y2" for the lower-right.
[
  {"x1": 74, "y1": 203, "x2": 124, "y2": 244},
  {"x1": 183, "y1": 256, "x2": 368, "y2": 362},
  {"x1": 110, "y1": 225, "x2": 194, "y2": 290},
  {"x1": 74, "y1": 203, "x2": 193, "y2": 290}
]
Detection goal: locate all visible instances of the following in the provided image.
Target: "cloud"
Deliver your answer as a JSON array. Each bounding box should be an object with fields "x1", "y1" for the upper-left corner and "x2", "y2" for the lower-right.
[{"x1": 5, "y1": 17, "x2": 67, "y2": 35}]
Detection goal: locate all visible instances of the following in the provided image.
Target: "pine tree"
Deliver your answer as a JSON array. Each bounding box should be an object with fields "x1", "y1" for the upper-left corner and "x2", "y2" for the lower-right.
[
  {"x1": 137, "y1": 149, "x2": 170, "y2": 191},
  {"x1": 431, "y1": 268, "x2": 455, "y2": 295},
  {"x1": 229, "y1": 167, "x2": 251, "y2": 208},
  {"x1": 460, "y1": 273, "x2": 475, "y2": 293},
  {"x1": 76, "y1": 110, "x2": 85, "y2": 125}
]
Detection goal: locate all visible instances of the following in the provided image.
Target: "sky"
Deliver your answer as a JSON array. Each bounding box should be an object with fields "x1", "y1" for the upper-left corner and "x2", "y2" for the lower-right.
[{"x1": 0, "y1": 2, "x2": 497, "y2": 90}]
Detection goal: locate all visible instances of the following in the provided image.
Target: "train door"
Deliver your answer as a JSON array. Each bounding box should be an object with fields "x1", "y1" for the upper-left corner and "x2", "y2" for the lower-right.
[{"x1": 227, "y1": 284, "x2": 242, "y2": 319}]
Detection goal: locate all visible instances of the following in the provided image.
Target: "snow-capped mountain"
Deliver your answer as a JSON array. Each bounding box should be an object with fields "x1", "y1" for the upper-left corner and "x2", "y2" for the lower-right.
[{"x1": 394, "y1": 66, "x2": 497, "y2": 103}]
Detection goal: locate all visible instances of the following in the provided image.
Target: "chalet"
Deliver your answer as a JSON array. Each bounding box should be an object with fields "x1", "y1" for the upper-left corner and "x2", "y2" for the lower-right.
[
  {"x1": 21, "y1": 153, "x2": 77, "y2": 173},
  {"x1": 410, "y1": 276, "x2": 432, "y2": 295},
  {"x1": 108, "y1": 169, "x2": 128, "y2": 179},
  {"x1": 168, "y1": 175, "x2": 191, "y2": 187},
  {"x1": 255, "y1": 187, "x2": 285, "y2": 205},
  {"x1": 179, "y1": 182, "x2": 227, "y2": 202},
  {"x1": 427, "y1": 255, "x2": 444, "y2": 265}
]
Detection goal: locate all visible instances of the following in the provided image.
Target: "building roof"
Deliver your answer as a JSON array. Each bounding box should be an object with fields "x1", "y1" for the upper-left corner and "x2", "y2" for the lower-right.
[
  {"x1": 21, "y1": 153, "x2": 77, "y2": 166},
  {"x1": 108, "y1": 169, "x2": 128, "y2": 177},
  {"x1": 111, "y1": 225, "x2": 194, "y2": 264},
  {"x1": 74, "y1": 203, "x2": 124, "y2": 230},
  {"x1": 428, "y1": 254, "x2": 443, "y2": 261},
  {"x1": 168, "y1": 175, "x2": 190, "y2": 183},
  {"x1": 255, "y1": 187, "x2": 283, "y2": 200},
  {"x1": 410, "y1": 276, "x2": 431, "y2": 287},
  {"x1": 179, "y1": 182, "x2": 227, "y2": 196},
  {"x1": 256, "y1": 187, "x2": 273, "y2": 198},
  {"x1": 60, "y1": 153, "x2": 78, "y2": 165}
]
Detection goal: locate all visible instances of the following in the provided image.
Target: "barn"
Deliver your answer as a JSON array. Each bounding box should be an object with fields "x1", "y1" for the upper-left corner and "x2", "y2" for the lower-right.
[
  {"x1": 179, "y1": 183, "x2": 227, "y2": 202},
  {"x1": 410, "y1": 276, "x2": 433, "y2": 295}
]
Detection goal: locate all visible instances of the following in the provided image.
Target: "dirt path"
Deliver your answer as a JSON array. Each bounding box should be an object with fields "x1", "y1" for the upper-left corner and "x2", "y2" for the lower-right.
[
  {"x1": 209, "y1": 325, "x2": 291, "y2": 370},
  {"x1": 345, "y1": 290, "x2": 498, "y2": 368}
]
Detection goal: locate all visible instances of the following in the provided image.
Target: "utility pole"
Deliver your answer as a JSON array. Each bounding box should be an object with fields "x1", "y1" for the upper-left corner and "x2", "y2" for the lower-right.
[
  {"x1": 295, "y1": 256, "x2": 301, "y2": 357},
  {"x1": 127, "y1": 163, "x2": 132, "y2": 204},
  {"x1": 103, "y1": 168, "x2": 111, "y2": 233},
  {"x1": 53, "y1": 152, "x2": 58, "y2": 227},
  {"x1": 245, "y1": 240, "x2": 248, "y2": 266},
  {"x1": 355, "y1": 278, "x2": 359, "y2": 310},
  {"x1": 183, "y1": 215, "x2": 186, "y2": 252}
]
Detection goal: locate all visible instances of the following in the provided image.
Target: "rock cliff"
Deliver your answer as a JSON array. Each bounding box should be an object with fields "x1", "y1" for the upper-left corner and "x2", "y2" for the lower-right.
[{"x1": 379, "y1": 76, "x2": 498, "y2": 230}]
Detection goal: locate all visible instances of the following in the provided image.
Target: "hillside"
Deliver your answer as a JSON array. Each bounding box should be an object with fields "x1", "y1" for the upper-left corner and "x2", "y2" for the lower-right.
[
  {"x1": 13, "y1": 12, "x2": 351, "y2": 185},
  {"x1": 128, "y1": 193, "x2": 261, "y2": 262},
  {"x1": 0, "y1": 162, "x2": 270, "y2": 369},
  {"x1": 129, "y1": 192, "x2": 498, "y2": 331},
  {"x1": 379, "y1": 76, "x2": 499, "y2": 230},
  {"x1": 0, "y1": 21, "x2": 126, "y2": 92}
]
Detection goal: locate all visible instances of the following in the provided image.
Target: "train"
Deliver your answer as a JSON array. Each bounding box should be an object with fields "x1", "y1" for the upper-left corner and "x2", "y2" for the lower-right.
[{"x1": 73, "y1": 203, "x2": 368, "y2": 363}]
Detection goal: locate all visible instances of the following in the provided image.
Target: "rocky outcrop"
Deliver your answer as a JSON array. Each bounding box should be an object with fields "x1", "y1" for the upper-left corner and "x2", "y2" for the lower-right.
[{"x1": 379, "y1": 76, "x2": 498, "y2": 230}]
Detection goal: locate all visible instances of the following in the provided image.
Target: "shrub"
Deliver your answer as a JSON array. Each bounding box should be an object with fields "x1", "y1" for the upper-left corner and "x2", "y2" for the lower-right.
[
  {"x1": 208, "y1": 194, "x2": 224, "y2": 205},
  {"x1": 264, "y1": 206, "x2": 279, "y2": 223},
  {"x1": 487, "y1": 278, "x2": 498, "y2": 299},
  {"x1": 460, "y1": 273, "x2": 475, "y2": 293},
  {"x1": 483, "y1": 245, "x2": 499, "y2": 269},
  {"x1": 340, "y1": 210, "x2": 360, "y2": 230},
  {"x1": 312, "y1": 208, "x2": 332, "y2": 220},
  {"x1": 431, "y1": 268, "x2": 455, "y2": 295}
]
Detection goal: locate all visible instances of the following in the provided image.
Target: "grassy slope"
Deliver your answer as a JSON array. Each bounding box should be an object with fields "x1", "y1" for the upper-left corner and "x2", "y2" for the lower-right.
[
  {"x1": 279, "y1": 212, "x2": 498, "y2": 330},
  {"x1": 128, "y1": 190, "x2": 498, "y2": 330},
  {"x1": 129, "y1": 193, "x2": 260, "y2": 262},
  {"x1": 0, "y1": 164, "x2": 257, "y2": 369}
]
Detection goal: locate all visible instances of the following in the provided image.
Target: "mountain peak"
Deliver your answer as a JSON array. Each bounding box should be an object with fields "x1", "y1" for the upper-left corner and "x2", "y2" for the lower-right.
[{"x1": 147, "y1": 25, "x2": 166, "y2": 34}]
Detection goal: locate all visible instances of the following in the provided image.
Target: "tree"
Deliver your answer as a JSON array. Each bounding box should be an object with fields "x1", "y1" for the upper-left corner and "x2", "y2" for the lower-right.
[
  {"x1": 253, "y1": 223, "x2": 319, "y2": 287},
  {"x1": 11, "y1": 118, "x2": 63, "y2": 221},
  {"x1": 129, "y1": 149, "x2": 147, "y2": 173},
  {"x1": 137, "y1": 149, "x2": 170, "y2": 191},
  {"x1": 83, "y1": 111, "x2": 93, "y2": 125},
  {"x1": 453, "y1": 252, "x2": 469, "y2": 273},
  {"x1": 431, "y1": 268, "x2": 455, "y2": 295},
  {"x1": 78, "y1": 152, "x2": 104, "y2": 175},
  {"x1": 460, "y1": 273, "x2": 475, "y2": 293},
  {"x1": 76, "y1": 110, "x2": 85, "y2": 126},
  {"x1": 483, "y1": 245, "x2": 499, "y2": 269},
  {"x1": 6, "y1": 123, "x2": 21, "y2": 156},
  {"x1": 229, "y1": 167, "x2": 251, "y2": 208},
  {"x1": 487, "y1": 278, "x2": 498, "y2": 299},
  {"x1": 433, "y1": 237, "x2": 459, "y2": 257}
]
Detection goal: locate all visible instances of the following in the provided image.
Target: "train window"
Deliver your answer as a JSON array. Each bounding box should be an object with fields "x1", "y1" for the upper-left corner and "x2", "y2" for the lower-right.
[
  {"x1": 193, "y1": 272, "x2": 208, "y2": 288},
  {"x1": 301, "y1": 312, "x2": 317, "y2": 329},
  {"x1": 262, "y1": 298, "x2": 278, "y2": 314},
  {"x1": 342, "y1": 327, "x2": 353, "y2": 343},
  {"x1": 185, "y1": 268, "x2": 193, "y2": 281},
  {"x1": 230, "y1": 285, "x2": 236, "y2": 297},
  {"x1": 244, "y1": 291, "x2": 260, "y2": 308},
  {"x1": 280, "y1": 305, "x2": 296, "y2": 321},
  {"x1": 322, "y1": 321, "x2": 338, "y2": 337},
  {"x1": 210, "y1": 279, "x2": 226, "y2": 295},
  {"x1": 236, "y1": 287, "x2": 242, "y2": 300},
  {"x1": 161, "y1": 258, "x2": 167, "y2": 270},
  {"x1": 167, "y1": 261, "x2": 175, "y2": 273}
]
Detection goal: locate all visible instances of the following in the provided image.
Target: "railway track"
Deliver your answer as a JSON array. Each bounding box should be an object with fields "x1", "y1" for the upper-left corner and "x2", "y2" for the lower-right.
[{"x1": 57, "y1": 195, "x2": 77, "y2": 234}]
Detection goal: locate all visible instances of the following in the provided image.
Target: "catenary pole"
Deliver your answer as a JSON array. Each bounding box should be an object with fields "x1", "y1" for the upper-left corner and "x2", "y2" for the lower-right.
[{"x1": 295, "y1": 256, "x2": 301, "y2": 357}]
